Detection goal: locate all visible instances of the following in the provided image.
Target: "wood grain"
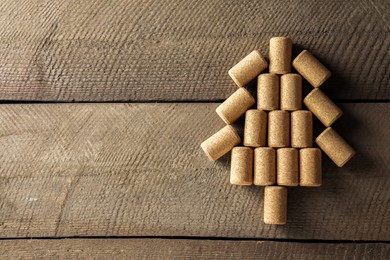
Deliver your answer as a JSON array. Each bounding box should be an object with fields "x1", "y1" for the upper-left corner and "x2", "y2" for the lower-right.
[
  {"x1": 0, "y1": 0, "x2": 389, "y2": 101},
  {"x1": 1, "y1": 238, "x2": 389, "y2": 259},
  {"x1": 0, "y1": 103, "x2": 389, "y2": 240}
]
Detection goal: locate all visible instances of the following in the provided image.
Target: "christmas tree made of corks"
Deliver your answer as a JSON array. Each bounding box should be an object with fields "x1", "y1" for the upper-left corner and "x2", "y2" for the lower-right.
[{"x1": 201, "y1": 37, "x2": 355, "y2": 225}]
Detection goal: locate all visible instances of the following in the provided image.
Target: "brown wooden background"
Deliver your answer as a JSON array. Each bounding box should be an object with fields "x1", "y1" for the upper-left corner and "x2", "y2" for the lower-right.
[{"x1": 0, "y1": 0, "x2": 389, "y2": 258}]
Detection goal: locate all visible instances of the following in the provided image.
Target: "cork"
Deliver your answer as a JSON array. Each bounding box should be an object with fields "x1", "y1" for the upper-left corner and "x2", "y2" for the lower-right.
[
  {"x1": 280, "y1": 73, "x2": 302, "y2": 111},
  {"x1": 244, "y1": 109, "x2": 267, "y2": 147},
  {"x1": 216, "y1": 88, "x2": 255, "y2": 124},
  {"x1": 269, "y1": 37, "x2": 292, "y2": 74},
  {"x1": 316, "y1": 127, "x2": 355, "y2": 167},
  {"x1": 254, "y1": 147, "x2": 276, "y2": 186},
  {"x1": 291, "y1": 110, "x2": 313, "y2": 148},
  {"x1": 200, "y1": 125, "x2": 241, "y2": 161},
  {"x1": 304, "y1": 88, "x2": 342, "y2": 127},
  {"x1": 300, "y1": 148, "x2": 322, "y2": 187},
  {"x1": 257, "y1": 73, "x2": 279, "y2": 111},
  {"x1": 264, "y1": 186, "x2": 287, "y2": 225},
  {"x1": 277, "y1": 148, "x2": 298, "y2": 186},
  {"x1": 268, "y1": 110, "x2": 290, "y2": 147},
  {"x1": 292, "y1": 50, "x2": 331, "y2": 88},
  {"x1": 228, "y1": 50, "x2": 268, "y2": 88},
  {"x1": 230, "y1": 147, "x2": 253, "y2": 185}
]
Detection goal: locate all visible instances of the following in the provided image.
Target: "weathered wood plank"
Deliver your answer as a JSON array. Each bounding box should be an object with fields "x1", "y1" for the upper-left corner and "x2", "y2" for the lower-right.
[
  {"x1": 0, "y1": 0, "x2": 389, "y2": 101},
  {"x1": 0, "y1": 103, "x2": 389, "y2": 239},
  {"x1": 1, "y1": 239, "x2": 389, "y2": 259}
]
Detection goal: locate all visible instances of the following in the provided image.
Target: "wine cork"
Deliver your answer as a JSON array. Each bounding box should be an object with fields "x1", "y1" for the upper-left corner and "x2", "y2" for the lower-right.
[
  {"x1": 228, "y1": 50, "x2": 268, "y2": 88},
  {"x1": 201, "y1": 125, "x2": 241, "y2": 161},
  {"x1": 304, "y1": 88, "x2": 342, "y2": 127},
  {"x1": 254, "y1": 147, "x2": 276, "y2": 186},
  {"x1": 216, "y1": 88, "x2": 255, "y2": 124},
  {"x1": 277, "y1": 148, "x2": 298, "y2": 186},
  {"x1": 230, "y1": 147, "x2": 253, "y2": 185},
  {"x1": 300, "y1": 148, "x2": 322, "y2": 187},
  {"x1": 316, "y1": 127, "x2": 355, "y2": 167},
  {"x1": 269, "y1": 37, "x2": 292, "y2": 74},
  {"x1": 268, "y1": 110, "x2": 290, "y2": 147},
  {"x1": 264, "y1": 186, "x2": 287, "y2": 225},
  {"x1": 280, "y1": 73, "x2": 302, "y2": 111},
  {"x1": 292, "y1": 50, "x2": 331, "y2": 88},
  {"x1": 291, "y1": 110, "x2": 313, "y2": 148},
  {"x1": 244, "y1": 109, "x2": 267, "y2": 147},
  {"x1": 257, "y1": 73, "x2": 279, "y2": 111}
]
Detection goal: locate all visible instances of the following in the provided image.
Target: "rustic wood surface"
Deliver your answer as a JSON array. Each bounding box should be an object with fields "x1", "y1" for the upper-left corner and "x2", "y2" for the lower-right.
[
  {"x1": 0, "y1": 0, "x2": 389, "y2": 101},
  {"x1": 1, "y1": 238, "x2": 389, "y2": 259},
  {"x1": 0, "y1": 103, "x2": 388, "y2": 240}
]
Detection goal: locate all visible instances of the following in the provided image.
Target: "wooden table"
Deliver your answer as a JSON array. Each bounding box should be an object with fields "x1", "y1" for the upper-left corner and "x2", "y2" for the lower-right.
[{"x1": 0, "y1": 0, "x2": 389, "y2": 258}]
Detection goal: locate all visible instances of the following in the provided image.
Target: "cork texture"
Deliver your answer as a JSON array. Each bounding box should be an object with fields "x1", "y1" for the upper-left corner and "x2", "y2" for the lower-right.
[
  {"x1": 264, "y1": 186, "x2": 287, "y2": 225},
  {"x1": 254, "y1": 147, "x2": 276, "y2": 186},
  {"x1": 257, "y1": 73, "x2": 280, "y2": 111},
  {"x1": 280, "y1": 73, "x2": 302, "y2": 111},
  {"x1": 277, "y1": 148, "x2": 299, "y2": 186},
  {"x1": 304, "y1": 88, "x2": 343, "y2": 127},
  {"x1": 299, "y1": 148, "x2": 322, "y2": 187},
  {"x1": 244, "y1": 109, "x2": 267, "y2": 147},
  {"x1": 216, "y1": 88, "x2": 255, "y2": 124},
  {"x1": 292, "y1": 50, "x2": 331, "y2": 88},
  {"x1": 268, "y1": 110, "x2": 290, "y2": 147},
  {"x1": 316, "y1": 127, "x2": 355, "y2": 167},
  {"x1": 269, "y1": 37, "x2": 292, "y2": 74},
  {"x1": 230, "y1": 147, "x2": 254, "y2": 185},
  {"x1": 291, "y1": 110, "x2": 313, "y2": 148},
  {"x1": 228, "y1": 50, "x2": 268, "y2": 88},
  {"x1": 201, "y1": 125, "x2": 241, "y2": 161}
]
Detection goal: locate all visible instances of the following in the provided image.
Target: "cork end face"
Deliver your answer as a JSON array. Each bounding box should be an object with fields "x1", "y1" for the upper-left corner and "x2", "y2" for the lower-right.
[
  {"x1": 228, "y1": 69, "x2": 244, "y2": 88},
  {"x1": 315, "y1": 127, "x2": 333, "y2": 143},
  {"x1": 314, "y1": 71, "x2": 332, "y2": 88},
  {"x1": 325, "y1": 110, "x2": 343, "y2": 127},
  {"x1": 216, "y1": 106, "x2": 231, "y2": 125},
  {"x1": 292, "y1": 50, "x2": 309, "y2": 67},
  {"x1": 228, "y1": 126, "x2": 241, "y2": 144},
  {"x1": 336, "y1": 149, "x2": 356, "y2": 167},
  {"x1": 200, "y1": 143, "x2": 217, "y2": 161}
]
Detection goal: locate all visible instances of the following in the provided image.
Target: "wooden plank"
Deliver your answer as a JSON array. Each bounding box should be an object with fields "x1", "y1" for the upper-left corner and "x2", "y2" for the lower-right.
[
  {"x1": 1, "y1": 239, "x2": 389, "y2": 259},
  {"x1": 0, "y1": 0, "x2": 389, "y2": 101},
  {"x1": 0, "y1": 103, "x2": 389, "y2": 240}
]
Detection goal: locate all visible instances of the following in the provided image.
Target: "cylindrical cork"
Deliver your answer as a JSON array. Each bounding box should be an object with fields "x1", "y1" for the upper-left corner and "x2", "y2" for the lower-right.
[
  {"x1": 304, "y1": 88, "x2": 342, "y2": 127},
  {"x1": 216, "y1": 88, "x2": 255, "y2": 124},
  {"x1": 230, "y1": 147, "x2": 253, "y2": 185},
  {"x1": 264, "y1": 186, "x2": 287, "y2": 225},
  {"x1": 291, "y1": 110, "x2": 313, "y2": 148},
  {"x1": 277, "y1": 148, "x2": 298, "y2": 186},
  {"x1": 269, "y1": 37, "x2": 292, "y2": 74},
  {"x1": 280, "y1": 73, "x2": 302, "y2": 111},
  {"x1": 200, "y1": 125, "x2": 241, "y2": 161},
  {"x1": 257, "y1": 73, "x2": 279, "y2": 111},
  {"x1": 300, "y1": 148, "x2": 322, "y2": 187},
  {"x1": 244, "y1": 109, "x2": 267, "y2": 147},
  {"x1": 228, "y1": 50, "x2": 268, "y2": 88},
  {"x1": 316, "y1": 127, "x2": 355, "y2": 167},
  {"x1": 292, "y1": 50, "x2": 331, "y2": 88},
  {"x1": 254, "y1": 147, "x2": 276, "y2": 186},
  {"x1": 268, "y1": 110, "x2": 290, "y2": 147}
]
